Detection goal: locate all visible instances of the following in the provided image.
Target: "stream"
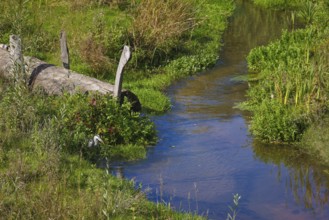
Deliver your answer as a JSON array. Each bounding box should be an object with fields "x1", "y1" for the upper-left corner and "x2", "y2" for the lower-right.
[{"x1": 111, "y1": 1, "x2": 329, "y2": 219}]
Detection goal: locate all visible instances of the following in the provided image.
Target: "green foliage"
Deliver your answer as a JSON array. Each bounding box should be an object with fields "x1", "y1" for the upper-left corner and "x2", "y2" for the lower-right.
[
  {"x1": 0, "y1": 0, "x2": 234, "y2": 113},
  {"x1": 226, "y1": 193, "x2": 241, "y2": 220},
  {"x1": 165, "y1": 53, "x2": 218, "y2": 77},
  {"x1": 132, "y1": 87, "x2": 171, "y2": 113},
  {"x1": 57, "y1": 93, "x2": 157, "y2": 158},
  {"x1": 0, "y1": 80, "x2": 156, "y2": 161},
  {"x1": 0, "y1": 81, "x2": 199, "y2": 219},
  {"x1": 298, "y1": 0, "x2": 318, "y2": 25},
  {"x1": 242, "y1": 1, "x2": 329, "y2": 143},
  {"x1": 248, "y1": 99, "x2": 306, "y2": 142},
  {"x1": 0, "y1": 0, "x2": 234, "y2": 218},
  {"x1": 0, "y1": 147, "x2": 201, "y2": 219},
  {"x1": 252, "y1": 0, "x2": 301, "y2": 9},
  {"x1": 106, "y1": 144, "x2": 147, "y2": 161},
  {"x1": 79, "y1": 9, "x2": 130, "y2": 78},
  {"x1": 125, "y1": 0, "x2": 234, "y2": 112}
]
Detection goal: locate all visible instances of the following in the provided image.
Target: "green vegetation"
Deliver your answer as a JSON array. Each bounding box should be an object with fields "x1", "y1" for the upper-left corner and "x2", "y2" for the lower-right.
[
  {"x1": 0, "y1": 0, "x2": 234, "y2": 218},
  {"x1": 0, "y1": 0, "x2": 234, "y2": 113},
  {"x1": 226, "y1": 194, "x2": 241, "y2": 220},
  {"x1": 0, "y1": 81, "x2": 166, "y2": 219},
  {"x1": 252, "y1": 0, "x2": 301, "y2": 9},
  {"x1": 241, "y1": 0, "x2": 329, "y2": 146}
]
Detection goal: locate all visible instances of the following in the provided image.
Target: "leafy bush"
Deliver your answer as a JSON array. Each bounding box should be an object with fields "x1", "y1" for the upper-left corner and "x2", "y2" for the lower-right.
[
  {"x1": 0, "y1": 80, "x2": 156, "y2": 160},
  {"x1": 57, "y1": 93, "x2": 157, "y2": 158},
  {"x1": 249, "y1": 99, "x2": 306, "y2": 142}
]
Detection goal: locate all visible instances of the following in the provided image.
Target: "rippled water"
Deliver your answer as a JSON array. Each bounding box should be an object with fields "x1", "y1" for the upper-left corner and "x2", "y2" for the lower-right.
[{"x1": 111, "y1": 1, "x2": 329, "y2": 219}]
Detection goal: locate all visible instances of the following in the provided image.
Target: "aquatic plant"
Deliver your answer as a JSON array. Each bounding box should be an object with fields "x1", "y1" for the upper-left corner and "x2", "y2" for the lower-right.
[
  {"x1": 252, "y1": 0, "x2": 301, "y2": 9},
  {"x1": 241, "y1": 0, "x2": 329, "y2": 143},
  {"x1": 226, "y1": 193, "x2": 241, "y2": 220}
]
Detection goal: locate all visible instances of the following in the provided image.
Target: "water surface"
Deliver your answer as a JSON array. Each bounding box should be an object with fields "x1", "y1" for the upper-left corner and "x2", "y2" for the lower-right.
[{"x1": 115, "y1": 1, "x2": 329, "y2": 219}]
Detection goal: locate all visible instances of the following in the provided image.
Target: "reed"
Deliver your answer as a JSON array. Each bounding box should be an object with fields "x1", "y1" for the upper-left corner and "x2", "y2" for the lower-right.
[{"x1": 243, "y1": 2, "x2": 329, "y2": 142}]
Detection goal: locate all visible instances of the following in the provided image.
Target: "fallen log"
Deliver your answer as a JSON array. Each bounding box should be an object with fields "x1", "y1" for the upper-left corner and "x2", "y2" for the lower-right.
[{"x1": 0, "y1": 47, "x2": 141, "y2": 111}]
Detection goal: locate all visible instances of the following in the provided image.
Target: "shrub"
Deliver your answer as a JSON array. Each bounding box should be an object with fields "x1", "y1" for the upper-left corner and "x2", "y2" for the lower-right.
[
  {"x1": 249, "y1": 99, "x2": 306, "y2": 142},
  {"x1": 57, "y1": 93, "x2": 157, "y2": 158},
  {"x1": 0, "y1": 80, "x2": 156, "y2": 161}
]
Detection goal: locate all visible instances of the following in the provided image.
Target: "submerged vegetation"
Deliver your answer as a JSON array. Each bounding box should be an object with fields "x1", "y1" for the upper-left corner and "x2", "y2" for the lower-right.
[
  {"x1": 0, "y1": 0, "x2": 234, "y2": 218},
  {"x1": 242, "y1": 0, "x2": 329, "y2": 149}
]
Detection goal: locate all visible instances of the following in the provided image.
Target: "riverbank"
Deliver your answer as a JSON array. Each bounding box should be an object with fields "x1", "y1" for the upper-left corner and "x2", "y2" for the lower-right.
[
  {"x1": 0, "y1": 0, "x2": 234, "y2": 113},
  {"x1": 240, "y1": 1, "x2": 328, "y2": 139},
  {"x1": 0, "y1": 0, "x2": 234, "y2": 218},
  {"x1": 241, "y1": 0, "x2": 329, "y2": 160}
]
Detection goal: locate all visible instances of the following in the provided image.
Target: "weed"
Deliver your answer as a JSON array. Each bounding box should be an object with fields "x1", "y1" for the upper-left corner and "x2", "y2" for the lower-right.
[
  {"x1": 298, "y1": 0, "x2": 317, "y2": 25},
  {"x1": 226, "y1": 193, "x2": 241, "y2": 220},
  {"x1": 252, "y1": 0, "x2": 300, "y2": 9},
  {"x1": 242, "y1": 20, "x2": 329, "y2": 142}
]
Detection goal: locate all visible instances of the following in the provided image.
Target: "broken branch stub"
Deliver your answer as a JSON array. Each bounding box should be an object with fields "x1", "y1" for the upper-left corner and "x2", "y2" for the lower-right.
[
  {"x1": 114, "y1": 45, "x2": 131, "y2": 99},
  {"x1": 9, "y1": 35, "x2": 26, "y2": 84},
  {"x1": 60, "y1": 31, "x2": 70, "y2": 70}
]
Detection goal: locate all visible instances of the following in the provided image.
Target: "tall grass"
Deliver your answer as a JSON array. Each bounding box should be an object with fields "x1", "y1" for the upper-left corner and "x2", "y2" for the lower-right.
[
  {"x1": 252, "y1": 0, "x2": 301, "y2": 9},
  {"x1": 241, "y1": 0, "x2": 329, "y2": 143},
  {"x1": 129, "y1": 0, "x2": 198, "y2": 66}
]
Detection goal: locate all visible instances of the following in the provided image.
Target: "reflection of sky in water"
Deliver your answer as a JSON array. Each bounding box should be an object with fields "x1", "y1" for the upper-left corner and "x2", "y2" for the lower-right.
[{"x1": 121, "y1": 0, "x2": 329, "y2": 219}]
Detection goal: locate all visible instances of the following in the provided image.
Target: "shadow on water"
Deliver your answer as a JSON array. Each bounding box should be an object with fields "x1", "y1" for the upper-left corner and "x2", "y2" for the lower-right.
[{"x1": 104, "y1": 0, "x2": 329, "y2": 219}]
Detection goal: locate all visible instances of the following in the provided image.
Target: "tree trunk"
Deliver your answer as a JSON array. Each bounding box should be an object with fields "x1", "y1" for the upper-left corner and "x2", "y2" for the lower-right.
[{"x1": 0, "y1": 48, "x2": 141, "y2": 111}]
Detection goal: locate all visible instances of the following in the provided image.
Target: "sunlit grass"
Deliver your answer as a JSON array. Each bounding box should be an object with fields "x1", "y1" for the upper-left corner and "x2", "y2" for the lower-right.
[
  {"x1": 241, "y1": 0, "x2": 329, "y2": 143},
  {"x1": 0, "y1": 0, "x2": 235, "y2": 218}
]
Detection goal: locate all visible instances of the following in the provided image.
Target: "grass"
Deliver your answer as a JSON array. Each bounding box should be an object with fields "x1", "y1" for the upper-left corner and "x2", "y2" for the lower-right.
[
  {"x1": 0, "y1": 0, "x2": 234, "y2": 114},
  {"x1": 0, "y1": 146, "x2": 203, "y2": 219},
  {"x1": 0, "y1": 0, "x2": 235, "y2": 219},
  {"x1": 0, "y1": 79, "x2": 204, "y2": 219},
  {"x1": 240, "y1": 1, "x2": 329, "y2": 145},
  {"x1": 252, "y1": 0, "x2": 301, "y2": 9}
]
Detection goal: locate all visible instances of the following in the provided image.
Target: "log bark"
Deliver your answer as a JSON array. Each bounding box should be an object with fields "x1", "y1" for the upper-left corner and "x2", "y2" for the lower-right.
[{"x1": 0, "y1": 47, "x2": 141, "y2": 111}]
